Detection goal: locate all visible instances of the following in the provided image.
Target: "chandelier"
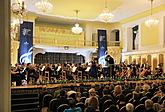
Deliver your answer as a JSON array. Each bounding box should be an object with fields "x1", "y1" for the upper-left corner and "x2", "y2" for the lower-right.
[
  {"x1": 11, "y1": 0, "x2": 27, "y2": 24},
  {"x1": 71, "y1": 10, "x2": 83, "y2": 34},
  {"x1": 98, "y1": 0, "x2": 114, "y2": 22},
  {"x1": 35, "y1": 0, "x2": 53, "y2": 13},
  {"x1": 145, "y1": 0, "x2": 159, "y2": 27}
]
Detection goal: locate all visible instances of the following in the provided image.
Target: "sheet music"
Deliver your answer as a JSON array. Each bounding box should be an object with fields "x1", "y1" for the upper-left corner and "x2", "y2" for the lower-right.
[
  {"x1": 85, "y1": 67, "x2": 91, "y2": 72},
  {"x1": 72, "y1": 67, "x2": 77, "y2": 72},
  {"x1": 56, "y1": 66, "x2": 61, "y2": 71},
  {"x1": 41, "y1": 66, "x2": 45, "y2": 71}
]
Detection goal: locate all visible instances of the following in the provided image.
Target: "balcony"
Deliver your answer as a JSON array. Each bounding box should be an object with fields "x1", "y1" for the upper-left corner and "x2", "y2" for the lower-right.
[{"x1": 33, "y1": 37, "x2": 120, "y2": 48}]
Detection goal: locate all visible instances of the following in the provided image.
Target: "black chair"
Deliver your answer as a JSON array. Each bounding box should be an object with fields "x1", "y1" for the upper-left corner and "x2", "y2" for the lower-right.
[
  {"x1": 57, "y1": 104, "x2": 69, "y2": 112},
  {"x1": 85, "y1": 106, "x2": 95, "y2": 112},
  {"x1": 80, "y1": 97, "x2": 86, "y2": 103},
  {"x1": 81, "y1": 92, "x2": 88, "y2": 97},
  {"x1": 42, "y1": 94, "x2": 53, "y2": 107},
  {"x1": 128, "y1": 98, "x2": 134, "y2": 103},
  {"x1": 48, "y1": 98, "x2": 59, "y2": 112},
  {"x1": 159, "y1": 96, "x2": 165, "y2": 104},
  {"x1": 76, "y1": 102, "x2": 85, "y2": 112},
  {"x1": 119, "y1": 106, "x2": 127, "y2": 112},
  {"x1": 103, "y1": 100, "x2": 113, "y2": 112},
  {"x1": 125, "y1": 93, "x2": 132, "y2": 103},
  {"x1": 108, "y1": 104, "x2": 118, "y2": 112},
  {"x1": 139, "y1": 96, "x2": 148, "y2": 104},
  {"x1": 151, "y1": 96, "x2": 160, "y2": 103},
  {"x1": 145, "y1": 92, "x2": 153, "y2": 99},
  {"x1": 134, "y1": 104, "x2": 145, "y2": 112}
]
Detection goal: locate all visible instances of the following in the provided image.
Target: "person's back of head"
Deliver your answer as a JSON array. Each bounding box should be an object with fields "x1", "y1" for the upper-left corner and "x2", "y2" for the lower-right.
[
  {"x1": 114, "y1": 85, "x2": 122, "y2": 96},
  {"x1": 60, "y1": 89, "x2": 66, "y2": 97},
  {"x1": 143, "y1": 84, "x2": 150, "y2": 93},
  {"x1": 126, "y1": 103, "x2": 134, "y2": 112},
  {"x1": 103, "y1": 89, "x2": 110, "y2": 95},
  {"x1": 68, "y1": 98, "x2": 76, "y2": 108},
  {"x1": 145, "y1": 99, "x2": 153, "y2": 110},
  {"x1": 135, "y1": 86, "x2": 141, "y2": 93},
  {"x1": 158, "y1": 109, "x2": 165, "y2": 112},
  {"x1": 88, "y1": 96, "x2": 99, "y2": 111},
  {"x1": 88, "y1": 88, "x2": 96, "y2": 97},
  {"x1": 153, "y1": 103, "x2": 161, "y2": 112}
]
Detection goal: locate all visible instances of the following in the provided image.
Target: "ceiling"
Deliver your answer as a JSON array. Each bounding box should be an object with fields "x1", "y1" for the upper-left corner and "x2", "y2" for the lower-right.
[{"x1": 17, "y1": 0, "x2": 165, "y2": 23}]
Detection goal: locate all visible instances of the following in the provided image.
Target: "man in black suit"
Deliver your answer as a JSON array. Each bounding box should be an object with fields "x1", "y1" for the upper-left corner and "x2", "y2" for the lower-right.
[{"x1": 105, "y1": 52, "x2": 115, "y2": 79}]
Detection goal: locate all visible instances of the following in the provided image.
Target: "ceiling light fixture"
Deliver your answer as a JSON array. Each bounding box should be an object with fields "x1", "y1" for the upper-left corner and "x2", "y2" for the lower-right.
[
  {"x1": 98, "y1": 0, "x2": 114, "y2": 23},
  {"x1": 71, "y1": 10, "x2": 83, "y2": 34},
  {"x1": 35, "y1": 0, "x2": 53, "y2": 13},
  {"x1": 145, "y1": 0, "x2": 159, "y2": 27}
]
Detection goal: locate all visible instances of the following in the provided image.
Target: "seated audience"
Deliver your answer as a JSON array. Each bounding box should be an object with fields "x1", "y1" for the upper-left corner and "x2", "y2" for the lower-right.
[{"x1": 64, "y1": 98, "x2": 82, "y2": 112}]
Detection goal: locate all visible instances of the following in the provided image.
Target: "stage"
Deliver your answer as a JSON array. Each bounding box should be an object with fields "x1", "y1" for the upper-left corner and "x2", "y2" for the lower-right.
[{"x1": 11, "y1": 79, "x2": 165, "y2": 90}]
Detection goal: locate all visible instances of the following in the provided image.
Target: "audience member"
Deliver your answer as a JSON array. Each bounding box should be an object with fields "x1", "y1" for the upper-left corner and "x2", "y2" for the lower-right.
[{"x1": 126, "y1": 103, "x2": 134, "y2": 112}]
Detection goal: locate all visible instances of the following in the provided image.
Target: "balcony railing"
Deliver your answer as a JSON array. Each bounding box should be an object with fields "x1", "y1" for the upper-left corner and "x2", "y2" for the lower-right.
[
  {"x1": 33, "y1": 38, "x2": 120, "y2": 47},
  {"x1": 33, "y1": 38, "x2": 121, "y2": 48}
]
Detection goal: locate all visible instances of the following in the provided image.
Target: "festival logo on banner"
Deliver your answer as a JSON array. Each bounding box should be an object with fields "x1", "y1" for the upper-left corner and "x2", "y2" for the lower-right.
[
  {"x1": 19, "y1": 21, "x2": 33, "y2": 64},
  {"x1": 98, "y1": 30, "x2": 107, "y2": 65}
]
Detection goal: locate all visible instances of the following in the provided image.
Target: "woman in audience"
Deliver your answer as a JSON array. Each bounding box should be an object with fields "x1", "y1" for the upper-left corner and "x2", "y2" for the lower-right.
[
  {"x1": 144, "y1": 99, "x2": 156, "y2": 112},
  {"x1": 86, "y1": 96, "x2": 99, "y2": 112},
  {"x1": 113, "y1": 85, "x2": 122, "y2": 97},
  {"x1": 85, "y1": 88, "x2": 98, "y2": 107},
  {"x1": 142, "y1": 84, "x2": 150, "y2": 96},
  {"x1": 134, "y1": 85, "x2": 141, "y2": 93}
]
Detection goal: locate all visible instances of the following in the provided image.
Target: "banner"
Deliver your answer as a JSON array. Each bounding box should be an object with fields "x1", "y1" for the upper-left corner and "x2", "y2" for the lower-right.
[
  {"x1": 19, "y1": 21, "x2": 33, "y2": 64},
  {"x1": 98, "y1": 30, "x2": 107, "y2": 65}
]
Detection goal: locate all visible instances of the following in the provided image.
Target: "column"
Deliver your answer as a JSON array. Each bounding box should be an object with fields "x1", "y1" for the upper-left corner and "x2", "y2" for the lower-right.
[
  {"x1": 127, "y1": 27, "x2": 133, "y2": 51},
  {"x1": 11, "y1": 41, "x2": 19, "y2": 65},
  {"x1": 163, "y1": 53, "x2": 165, "y2": 72},
  {"x1": 85, "y1": 23, "x2": 93, "y2": 46},
  {"x1": 0, "y1": 0, "x2": 11, "y2": 111}
]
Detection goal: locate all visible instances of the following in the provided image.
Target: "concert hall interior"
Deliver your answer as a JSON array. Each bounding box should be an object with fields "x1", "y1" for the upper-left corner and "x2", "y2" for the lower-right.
[{"x1": 0, "y1": 0, "x2": 165, "y2": 111}]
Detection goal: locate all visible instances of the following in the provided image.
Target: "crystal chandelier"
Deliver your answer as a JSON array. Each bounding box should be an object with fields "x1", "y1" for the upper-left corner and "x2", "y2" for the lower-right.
[
  {"x1": 35, "y1": 0, "x2": 53, "y2": 13},
  {"x1": 71, "y1": 10, "x2": 83, "y2": 34},
  {"x1": 145, "y1": 0, "x2": 159, "y2": 27},
  {"x1": 98, "y1": 0, "x2": 114, "y2": 22},
  {"x1": 11, "y1": 0, "x2": 26, "y2": 24}
]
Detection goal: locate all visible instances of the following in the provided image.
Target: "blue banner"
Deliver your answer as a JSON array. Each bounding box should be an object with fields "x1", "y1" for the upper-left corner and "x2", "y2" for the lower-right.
[
  {"x1": 98, "y1": 30, "x2": 107, "y2": 65},
  {"x1": 19, "y1": 21, "x2": 33, "y2": 64}
]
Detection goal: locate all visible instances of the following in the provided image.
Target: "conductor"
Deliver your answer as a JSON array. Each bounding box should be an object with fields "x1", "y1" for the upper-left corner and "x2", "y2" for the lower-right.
[{"x1": 105, "y1": 51, "x2": 115, "y2": 79}]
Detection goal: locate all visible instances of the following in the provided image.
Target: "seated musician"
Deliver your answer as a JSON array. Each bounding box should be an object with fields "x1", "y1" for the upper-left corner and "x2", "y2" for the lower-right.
[
  {"x1": 56, "y1": 64, "x2": 62, "y2": 78},
  {"x1": 11, "y1": 66, "x2": 22, "y2": 86},
  {"x1": 85, "y1": 63, "x2": 91, "y2": 79},
  {"x1": 139, "y1": 68, "x2": 145, "y2": 78}
]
